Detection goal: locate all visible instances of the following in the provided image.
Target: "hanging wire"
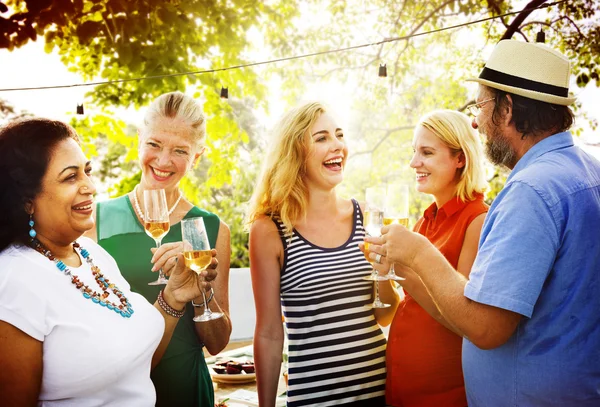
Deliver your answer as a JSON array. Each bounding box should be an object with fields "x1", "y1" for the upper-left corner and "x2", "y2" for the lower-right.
[{"x1": 0, "y1": 0, "x2": 567, "y2": 93}]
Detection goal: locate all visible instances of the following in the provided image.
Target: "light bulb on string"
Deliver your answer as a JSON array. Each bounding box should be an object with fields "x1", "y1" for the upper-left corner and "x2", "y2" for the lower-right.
[
  {"x1": 536, "y1": 28, "x2": 545, "y2": 43},
  {"x1": 220, "y1": 86, "x2": 229, "y2": 99}
]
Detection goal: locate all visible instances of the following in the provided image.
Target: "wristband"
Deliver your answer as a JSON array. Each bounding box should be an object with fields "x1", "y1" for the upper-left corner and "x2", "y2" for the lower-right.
[
  {"x1": 157, "y1": 288, "x2": 185, "y2": 318},
  {"x1": 192, "y1": 287, "x2": 215, "y2": 308}
]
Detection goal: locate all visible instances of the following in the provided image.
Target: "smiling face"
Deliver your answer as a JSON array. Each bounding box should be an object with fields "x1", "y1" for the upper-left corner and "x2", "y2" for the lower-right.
[
  {"x1": 138, "y1": 117, "x2": 203, "y2": 190},
  {"x1": 30, "y1": 138, "x2": 96, "y2": 246},
  {"x1": 304, "y1": 112, "x2": 348, "y2": 191},
  {"x1": 410, "y1": 125, "x2": 464, "y2": 206}
]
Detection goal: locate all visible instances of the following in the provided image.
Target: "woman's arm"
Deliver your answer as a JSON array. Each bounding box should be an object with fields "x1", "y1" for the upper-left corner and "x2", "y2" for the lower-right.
[
  {"x1": 0, "y1": 321, "x2": 43, "y2": 407},
  {"x1": 249, "y1": 217, "x2": 285, "y2": 407},
  {"x1": 193, "y1": 220, "x2": 232, "y2": 355}
]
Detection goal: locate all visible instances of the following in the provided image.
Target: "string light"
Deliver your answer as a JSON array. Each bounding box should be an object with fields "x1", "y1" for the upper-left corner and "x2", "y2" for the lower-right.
[
  {"x1": 378, "y1": 64, "x2": 387, "y2": 78},
  {"x1": 0, "y1": 0, "x2": 567, "y2": 94},
  {"x1": 220, "y1": 86, "x2": 229, "y2": 99},
  {"x1": 536, "y1": 27, "x2": 546, "y2": 43}
]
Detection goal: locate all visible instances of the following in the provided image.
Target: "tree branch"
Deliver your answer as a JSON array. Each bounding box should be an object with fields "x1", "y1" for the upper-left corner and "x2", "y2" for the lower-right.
[
  {"x1": 351, "y1": 125, "x2": 414, "y2": 158},
  {"x1": 501, "y1": 0, "x2": 548, "y2": 40}
]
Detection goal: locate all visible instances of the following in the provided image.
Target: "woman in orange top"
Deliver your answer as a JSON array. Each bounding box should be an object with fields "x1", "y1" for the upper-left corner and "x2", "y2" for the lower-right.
[{"x1": 371, "y1": 110, "x2": 488, "y2": 406}]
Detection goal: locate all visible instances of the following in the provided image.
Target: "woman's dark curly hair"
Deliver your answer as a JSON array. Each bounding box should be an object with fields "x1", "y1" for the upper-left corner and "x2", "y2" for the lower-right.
[
  {"x1": 0, "y1": 118, "x2": 79, "y2": 251},
  {"x1": 488, "y1": 87, "x2": 574, "y2": 139}
]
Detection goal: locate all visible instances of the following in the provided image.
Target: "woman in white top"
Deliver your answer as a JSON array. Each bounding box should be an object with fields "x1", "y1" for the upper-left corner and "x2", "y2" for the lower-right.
[{"x1": 0, "y1": 118, "x2": 214, "y2": 406}]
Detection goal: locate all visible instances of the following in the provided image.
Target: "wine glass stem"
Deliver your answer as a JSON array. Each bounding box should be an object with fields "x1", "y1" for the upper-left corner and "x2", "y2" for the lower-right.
[
  {"x1": 388, "y1": 263, "x2": 395, "y2": 277},
  {"x1": 199, "y1": 277, "x2": 212, "y2": 316},
  {"x1": 155, "y1": 239, "x2": 166, "y2": 280}
]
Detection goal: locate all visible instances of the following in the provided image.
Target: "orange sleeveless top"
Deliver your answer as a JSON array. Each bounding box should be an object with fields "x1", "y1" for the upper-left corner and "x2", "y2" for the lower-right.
[{"x1": 385, "y1": 194, "x2": 488, "y2": 407}]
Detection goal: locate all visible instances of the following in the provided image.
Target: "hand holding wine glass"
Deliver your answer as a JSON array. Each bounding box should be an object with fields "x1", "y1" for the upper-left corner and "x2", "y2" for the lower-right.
[
  {"x1": 181, "y1": 217, "x2": 223, "y2": 322},
  {"x1": 363, "y1": 186, "x2": 390, "y2": 309},
  {"x1": 383, "y1": 183, "x2": 410, "y2": 281},
  {"x1": 145, "y1": 189, "x2": 170, "y2": 285}
]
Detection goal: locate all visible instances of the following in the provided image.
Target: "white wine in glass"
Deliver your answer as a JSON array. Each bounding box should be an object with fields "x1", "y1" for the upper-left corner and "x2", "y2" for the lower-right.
[
  {"x1": 145, "y1": 189, "x2": 170, "y2": 285},
  {"x1": 384, "y1": 183, "x2": 410, "y2": 281},
  {"x1": 181, "y1": 217, "x2": 223, "y2": 322},
  {"x1": 363, "y1": 186, "x2": 390, "y2": 309},
  {"x1": 184, "y1": 250, "x2": 213, "y2": 272}
]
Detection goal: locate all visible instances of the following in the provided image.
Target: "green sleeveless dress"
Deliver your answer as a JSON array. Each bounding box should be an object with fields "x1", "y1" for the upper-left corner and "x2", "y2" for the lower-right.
[{"x1": 97, "y1": 195, "x2": 220, "y2": 407}]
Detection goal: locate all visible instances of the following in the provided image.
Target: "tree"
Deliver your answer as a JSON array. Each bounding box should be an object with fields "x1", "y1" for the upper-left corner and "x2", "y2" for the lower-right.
[{"x1": 2, "y1": 0, "x2": 598, "y2": 266}]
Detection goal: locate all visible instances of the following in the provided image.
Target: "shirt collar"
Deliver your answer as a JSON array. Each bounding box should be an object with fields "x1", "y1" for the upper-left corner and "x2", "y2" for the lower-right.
[
  {"x1": 508, "y1": 131, "x2": 574, "y2": 182},
  {"x1": 423, "y1": 193, "x2": 483, "y2": 220}
]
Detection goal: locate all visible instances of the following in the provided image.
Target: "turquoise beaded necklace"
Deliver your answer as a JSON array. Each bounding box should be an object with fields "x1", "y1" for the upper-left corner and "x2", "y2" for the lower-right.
[{"x1": 31, "y1": 239, "x2": 134, "y2": 318}]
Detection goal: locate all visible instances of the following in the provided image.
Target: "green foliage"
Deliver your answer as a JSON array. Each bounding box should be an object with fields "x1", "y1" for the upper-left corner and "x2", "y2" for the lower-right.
[{"x1": 3, "y1": 0, "x2": 599, "y2": 267}]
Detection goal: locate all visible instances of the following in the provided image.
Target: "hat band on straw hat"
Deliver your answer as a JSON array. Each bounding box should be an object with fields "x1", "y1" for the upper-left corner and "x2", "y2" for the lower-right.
[{"x1": 479, "y1": 67, "x2": 569, "y2": 98}]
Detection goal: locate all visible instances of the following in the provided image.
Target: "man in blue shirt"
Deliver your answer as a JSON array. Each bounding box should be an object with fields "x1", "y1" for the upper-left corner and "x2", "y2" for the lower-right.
[{"x1": 368, "y1": 40, "x2": 600, "y2": 406}]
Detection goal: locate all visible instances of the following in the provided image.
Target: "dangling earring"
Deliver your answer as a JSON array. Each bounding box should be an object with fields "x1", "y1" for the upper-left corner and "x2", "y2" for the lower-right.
[{"x1": 29, "y1": 214, "x2": 37, "y2": 240}]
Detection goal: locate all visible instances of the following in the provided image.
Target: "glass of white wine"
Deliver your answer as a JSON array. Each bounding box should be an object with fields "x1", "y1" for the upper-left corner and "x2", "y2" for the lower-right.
[
  {"x1": 181, "y1": 217, "x2": 223, "y2": 322},
  {"x1": 145, "y1": 189, "x2": 170, "y2": 285},
  {"x1": 383, "y1": 183, "x2": 410, "y2": 281},
  {"x1": 363, "y1": 186, "x2": 390, "y2": 309}
]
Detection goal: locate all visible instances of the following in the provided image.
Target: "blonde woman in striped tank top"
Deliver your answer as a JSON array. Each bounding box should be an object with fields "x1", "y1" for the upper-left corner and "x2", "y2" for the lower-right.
[{"x1": 246, "y1": 101, "x2": 400, "y2": 407}]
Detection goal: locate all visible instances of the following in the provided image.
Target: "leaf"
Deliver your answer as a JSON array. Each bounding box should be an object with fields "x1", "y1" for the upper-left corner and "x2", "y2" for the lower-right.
[{"x1": 75, "y1": 20, "x2": 101, "y2": 45}]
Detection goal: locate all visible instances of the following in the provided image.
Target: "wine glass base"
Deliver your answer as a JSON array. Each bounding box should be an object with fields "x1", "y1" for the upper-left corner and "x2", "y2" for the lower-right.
[
  {"x1": 148, "y1": 277, "x2": 169, "y2": 286},
  {"x1": 193, "y1": 311, "x2": 224, "y2": 322},
  {"x1": 363, "y1": 274, "x2": 389, "y2": 281},
  {"x1": 386, "y1": 274, "x2": 406, "y2": 281},
  {"x1": 371, "y1": 301, "x2": 391, "y2": 309}
]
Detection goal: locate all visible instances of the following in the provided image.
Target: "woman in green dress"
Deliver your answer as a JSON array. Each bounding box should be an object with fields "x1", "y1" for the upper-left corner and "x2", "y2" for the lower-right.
[{"x1": 87, "y1": 91, "x2": 232, "y2": 406}]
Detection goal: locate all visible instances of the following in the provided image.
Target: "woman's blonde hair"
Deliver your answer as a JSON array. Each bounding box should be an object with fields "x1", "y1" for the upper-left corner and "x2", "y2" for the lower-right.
[
  {"x1": 246, "y1": 101, "x2": 326, "y2": 234},
  {"x1": 141, "y1": 91, "x2": 206, "y2": 145},
  {"x1": 417, "y1": 109, "x2": 487, "y2": 201}
]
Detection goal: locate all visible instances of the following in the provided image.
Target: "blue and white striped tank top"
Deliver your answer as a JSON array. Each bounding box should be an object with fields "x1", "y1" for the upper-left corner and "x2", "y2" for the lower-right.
[{"x1": 274, "y1": 199, "x2": 387, "y2": 407}]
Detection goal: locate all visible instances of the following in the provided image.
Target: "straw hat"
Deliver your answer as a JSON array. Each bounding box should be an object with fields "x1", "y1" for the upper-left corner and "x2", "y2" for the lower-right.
[{"x1": 467, "y1": 40, "x2": 576, "y2": 106}]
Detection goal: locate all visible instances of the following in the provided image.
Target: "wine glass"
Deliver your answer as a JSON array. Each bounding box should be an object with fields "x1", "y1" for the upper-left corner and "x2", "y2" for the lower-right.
[
  {"x1": 383, "y1": 183, "x2": 410, "y2": 281},
  {"x1": 181, "y1": 217, "x2": 223, "y2": 322},
  {"x1": 363, "y1": 186, "x2": 390, "y2": 309},
  {"x1": 145, "y1": 189, "x2": 170, "y2": 285}
]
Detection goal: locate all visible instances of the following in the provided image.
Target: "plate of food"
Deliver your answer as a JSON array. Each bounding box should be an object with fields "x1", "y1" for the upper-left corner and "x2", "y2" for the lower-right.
[{"x1": 210, "y1": 360, "x2": 256, "y2": 384}]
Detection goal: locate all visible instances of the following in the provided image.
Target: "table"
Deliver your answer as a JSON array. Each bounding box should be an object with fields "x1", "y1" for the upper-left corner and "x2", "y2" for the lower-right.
[{"x1": 208, "y1": 344, "x2": 287, "y2": 406}]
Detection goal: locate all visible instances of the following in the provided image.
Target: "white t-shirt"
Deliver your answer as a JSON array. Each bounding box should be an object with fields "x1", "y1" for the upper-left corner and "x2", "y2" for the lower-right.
[{"x1": 0, "y1": 237, "x2": 164, "y2": 407}]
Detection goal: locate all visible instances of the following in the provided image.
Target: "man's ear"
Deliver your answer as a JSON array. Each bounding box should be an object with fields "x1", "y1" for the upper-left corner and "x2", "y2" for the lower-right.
[{"x1": 503, "y1": 94, "x2": 514, "y2": 127}]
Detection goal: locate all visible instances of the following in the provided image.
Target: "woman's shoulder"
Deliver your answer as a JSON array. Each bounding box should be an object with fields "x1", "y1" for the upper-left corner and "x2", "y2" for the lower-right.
[
  {"x1": 188, "y1": 205, "x2": 220, "y2": 220},
  {"x1": 250, "y1": 214, "x2": 279, "y2": 233},
  {"x1": 97, "y1": 194, "x2": 129, "y2": 211},
  {"x1": 463, "y1": 194, "x2": 489, "y2": 215},
  {"x1": 0, "y1": 244, "x2": 31, "y2": 269}
]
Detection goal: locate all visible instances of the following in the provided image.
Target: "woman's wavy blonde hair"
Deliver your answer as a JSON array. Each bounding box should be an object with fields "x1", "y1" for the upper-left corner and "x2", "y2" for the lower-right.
[
  {"x1": 245, "y1": 101, "x2": 326, "y2": 234},
  {"x1": 417, "y1": 109, "x2": 487, "y2": 201}
]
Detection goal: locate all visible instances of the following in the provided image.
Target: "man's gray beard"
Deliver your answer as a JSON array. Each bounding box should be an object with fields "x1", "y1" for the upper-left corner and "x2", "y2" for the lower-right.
[{"x1": 485, "y1": 129, "x2": 517, "y2": 169}]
